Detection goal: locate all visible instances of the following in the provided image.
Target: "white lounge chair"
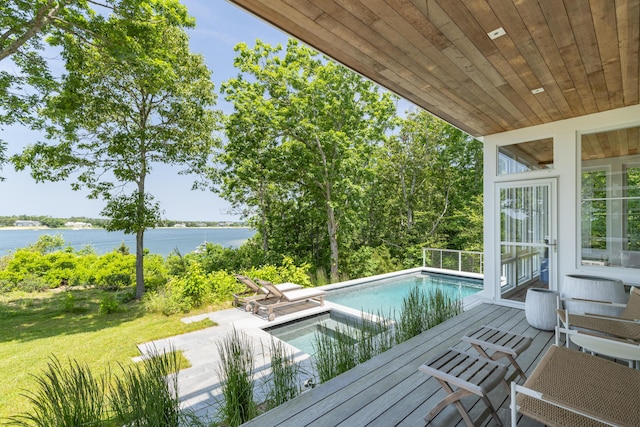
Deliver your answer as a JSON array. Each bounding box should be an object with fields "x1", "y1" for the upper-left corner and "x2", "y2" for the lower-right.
[
  {"x1": 251, "y1": 280, "x2": 325, "y2": 321},
  {"x1": 232, "y1": 275, "x2": 302, "y2": 310}
]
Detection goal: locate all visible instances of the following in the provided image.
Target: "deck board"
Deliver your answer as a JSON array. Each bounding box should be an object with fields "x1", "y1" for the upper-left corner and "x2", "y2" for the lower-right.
[{"x1": 242, "y1": 303, "x2": 554, "y2": 426}]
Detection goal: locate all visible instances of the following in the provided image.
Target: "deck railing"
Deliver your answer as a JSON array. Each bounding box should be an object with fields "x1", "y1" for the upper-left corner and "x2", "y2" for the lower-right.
[{"x1": 422, "y1": 248, "x2": 484, "y2": 274}]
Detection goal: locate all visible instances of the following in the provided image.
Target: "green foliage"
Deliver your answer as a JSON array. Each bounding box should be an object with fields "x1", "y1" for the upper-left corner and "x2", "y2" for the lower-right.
[
  {"x1": 216, "y1": 327, "x2": 258, "y2": 426},
  {"x1": 9, "y1": 348, "x2": 200, "y2": 427},
  {"x1": 143, "y1": 267, "x2": 239, "y2": 315},
  {"x1": 27, "y1": 234, "x2": 66, "y2": 254},
  {"x1": 98, "y1": 295, "x2": 119, "y2": 315},
  {"x1": 11, "y1": 0, "x2": 222, "y2": 300},
  {"x1": 395, "y1": 287, "x2": 462, "y2": 344},
  {"x1": 343, "y1": 245, "x2": 400, "y2": 279},
  {"x1": 220, "y1": 39, "x2": 398, "y2": 281},
  {"x1": 263, "y1": 339, "x2": 302, "y2": 410},
  {"x1": 209, "y1": 270, "x2": 242, "y2": 302},
  {"x1": 9, "y1": 357, "x2": 106, "y2": 427},
  {"x1": 219, "y1": 47, "x2": 483, "y2": 277},
  {"x1": 109, "y1": 349, "x2": 202, "y2": 427},
  {"x1": 176, "y1": 241, "x2": 267, "y2": 274},
  {"x1": 62, "y1": 292, "x2": 76, "y2": 313},
  {"x1": 142, "y1": 288, "x2": 192, "y2": 316},
  {"x1": 143, "y1": 254, "x2": 169, "y2": 292},
  {"x1": 313, "y1": 313, "x2": 394, "y2": 384},
  {"x1": 175, "y1": 262, "x2": 209, "y2": 306},
  {"x1": 0, "y1": 237, "x2": 138, "y2": 293},
  {"x1": 92, "y1": 252, "x2": 135, "y2": 291},
  {"x1": 242, "y1": 256, "x2": 312, "y2": 287},
  {"x1": 313, "y1": 289, "x2": 461, "y2": 384}
]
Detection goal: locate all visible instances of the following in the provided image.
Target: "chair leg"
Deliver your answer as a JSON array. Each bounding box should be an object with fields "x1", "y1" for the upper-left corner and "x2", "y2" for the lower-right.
[
  {"x1": 427, "y1": 379, "x2": 475, "y2": 427},
  {"x1": 507, "y1": 354, "x2": 528, "y2": 381},
  {"x1": 480, "y1": 395, "x2": 503, "y2": 426},
  {"x1": 471, "y1": 343, "x2": 527, "y2": 391}
]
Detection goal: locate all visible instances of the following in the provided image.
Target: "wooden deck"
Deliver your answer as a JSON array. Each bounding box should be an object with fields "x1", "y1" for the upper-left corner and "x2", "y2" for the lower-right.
[{"x1": 242, "y1": 303, "x2": 554, "y2": 427}]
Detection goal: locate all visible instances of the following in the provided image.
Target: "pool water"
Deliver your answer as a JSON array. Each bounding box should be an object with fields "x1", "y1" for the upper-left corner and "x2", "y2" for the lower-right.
[
  {"x1": 266, "y1": 312, "x2": 362, "y2": 356},
  {"x1": 266, "y1": 272, "x2": 482, "y2": 357},
  {"x1": 325, "y1": 272, "x2": 481, "y2": 314}
]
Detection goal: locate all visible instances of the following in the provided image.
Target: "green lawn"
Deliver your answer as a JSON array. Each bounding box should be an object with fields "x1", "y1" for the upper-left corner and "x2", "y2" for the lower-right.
[{"x1": 0, "y1": 288, "x2": 217, "y2": 421}]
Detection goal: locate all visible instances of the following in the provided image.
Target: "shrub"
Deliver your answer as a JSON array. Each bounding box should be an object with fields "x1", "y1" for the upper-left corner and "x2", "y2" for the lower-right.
[
  {"x1": 102, "y1": 273, "x2": 132, "y2": 291},
  {"x1": 9, "y1": 357, "x2": 106, "y2": 427},
  {"x1": 176, "y1": 262, "x2": 210, "y2": 306},
  {"x1": 344, "y1": 245, "x2": 400, "y2": 279},
  {"x1": 313, "y1": 313, "x2": 394, "y2": 384},
  {"x1": 109, "y1": 349, "x2": 202, "y2": 427},
  {"x1": 92, "y1": 252, "x2": 135, "y2": 291},
  {"x1": 42, "y1": 252, "x2": 79, "y2": 287},
  {"x1": 216, "y1": 327, "x2": 258, "y2": 426},
  {"x1": 0, "y1": 250, "x2": 50, "y2": 290},
  {"x1": 116, "y1": 289, "x2": 136, "y2": 304},
  {"x1": 209, "y1": 270, "x2": 241, "y2": 303},
  {"x1": 263, "y1": 339, "x2": 302, "y2": 410},
  {"x1": 11, "y1": 350, "x2": 200, "y2": 427},
  {"x1": 98, "y1": 295, "x2": 119, "y2": 315},
  {"x1": 243, "y1": 256, "x2": 312, "y2": 287},
  {"x1": 62, "y1": 292, "x2": 76, "y2": 313},
  {"x1": 27, "y1": 234, "x2": 66, "y2": 254},
  {"x1": 143, "y1": 254, "x2": 168, "y2": 292},
  {"x1": 182, "y1": 240, "x2": 267, "y2": 274},
  {"x1": 395, "y1": 286, "x2": 462, "y2": 343},
  {"x1": 142, "y1": 289, "x2": 191, "y2": 316}
]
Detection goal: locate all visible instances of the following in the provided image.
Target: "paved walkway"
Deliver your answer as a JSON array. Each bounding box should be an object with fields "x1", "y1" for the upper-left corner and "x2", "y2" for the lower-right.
[{"x1": 136, "y1": 305, "x2": 327, "y2": 421}]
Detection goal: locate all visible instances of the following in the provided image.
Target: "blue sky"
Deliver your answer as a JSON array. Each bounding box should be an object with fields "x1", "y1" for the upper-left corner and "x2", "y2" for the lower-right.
[
  {"x1": 1, "y1": 1, "x2": 414, "y2": 222},
  {"x1": 0, "y1": 1, "x2": 290, "y2": 222}
]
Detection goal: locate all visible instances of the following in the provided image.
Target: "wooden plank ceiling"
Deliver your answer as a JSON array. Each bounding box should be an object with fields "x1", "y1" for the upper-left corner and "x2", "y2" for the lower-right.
[{"x1": 227, "y1": 0, "x2": 640, "y2": 139}]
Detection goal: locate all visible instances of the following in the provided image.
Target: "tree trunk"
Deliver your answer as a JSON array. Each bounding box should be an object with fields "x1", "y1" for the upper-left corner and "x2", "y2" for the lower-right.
[
  {"x1": 326, "y1": 202, "x2": 339, "y2": 281},
  {"x1": 135, "y1": 229, "x2": 144, "y2": 300}
]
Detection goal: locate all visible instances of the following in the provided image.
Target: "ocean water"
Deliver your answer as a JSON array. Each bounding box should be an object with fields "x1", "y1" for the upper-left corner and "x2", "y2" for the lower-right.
[{"x1": 0, "y1": 227, "x2": 255, "y2": 257}]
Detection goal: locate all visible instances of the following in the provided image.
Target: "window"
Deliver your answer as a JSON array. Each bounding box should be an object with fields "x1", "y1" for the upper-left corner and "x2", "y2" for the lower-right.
[
  {"x1": 581, "y1": 126, "x2": 640, "y2": 268},
  {"x1": 498, "y1": 137, "x2": 553, "y2": 175}
]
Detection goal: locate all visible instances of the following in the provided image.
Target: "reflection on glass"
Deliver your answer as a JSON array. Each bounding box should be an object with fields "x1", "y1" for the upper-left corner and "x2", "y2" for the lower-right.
[
  {"x1": 500, "y1": 184, "x2": 550, "y2": 298},
  {"x1": 580, "y1": 125, "x2": 640, "y2": 268},
  {"x1": 498, "y1": 138, "x2": 553, "y2": 175}
]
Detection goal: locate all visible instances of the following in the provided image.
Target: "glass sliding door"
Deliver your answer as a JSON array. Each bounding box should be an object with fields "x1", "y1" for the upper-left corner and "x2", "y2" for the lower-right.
[{"x1": 498, "y1": 180, "x2": 556, "y2": 301}]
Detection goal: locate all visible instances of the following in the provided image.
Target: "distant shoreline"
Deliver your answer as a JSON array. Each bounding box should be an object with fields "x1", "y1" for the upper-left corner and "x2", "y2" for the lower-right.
[{"x1": 0, "y1": 226, "x2": 251, "y2": 231}]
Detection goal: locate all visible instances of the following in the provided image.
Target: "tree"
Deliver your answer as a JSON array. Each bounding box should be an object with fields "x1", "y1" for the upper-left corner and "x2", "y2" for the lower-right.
[
  {"x1": 363, "y1": 111, "x2": 483, "y2": 256},
  {"x1": 13, "y1": 1, "x2": 220, "y2": 299},
  {"x1": 1, "y1": 0, "x2": 115, "y2": 176},
  {"x1": 220, "y1": 40, "x2": 396, "y2": 280}
]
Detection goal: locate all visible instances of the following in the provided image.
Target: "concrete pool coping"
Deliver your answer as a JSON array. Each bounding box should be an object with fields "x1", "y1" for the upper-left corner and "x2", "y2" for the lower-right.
[{"x1": 135, "y1": 267, "x2": 486, "y2": 421}]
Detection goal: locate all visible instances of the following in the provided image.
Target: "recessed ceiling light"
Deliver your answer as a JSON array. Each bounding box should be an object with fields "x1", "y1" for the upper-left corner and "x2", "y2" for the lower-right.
[
  {"x1": 531, "y1": 87, "x2": 545, "y2": 94},
  {"x1": 488, "y1": 27, "x2": 506, "y2": 40}
]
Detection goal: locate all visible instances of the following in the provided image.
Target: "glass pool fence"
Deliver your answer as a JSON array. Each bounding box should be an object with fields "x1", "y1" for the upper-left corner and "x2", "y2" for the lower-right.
[{"x1": 422, "y1": 248, "x2": 484, "y2": 274}]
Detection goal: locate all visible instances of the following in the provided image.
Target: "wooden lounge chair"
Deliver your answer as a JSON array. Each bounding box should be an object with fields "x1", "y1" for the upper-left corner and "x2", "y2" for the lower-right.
[
  {"x1": 251, "y1": 280, "x2": 325, "y2": 321},
  {"x1": 418, "y1": 347, "x2": 507, "y2": 427},
  {"x1": 557, "y1": 286, "x2": 640, "y2": 341},
  {"x1": 232, "y1": 275, "x2": 302, "y2": 310},
  {"x1": 511, "y1": 344, "x2": 640, "y2": 426}
]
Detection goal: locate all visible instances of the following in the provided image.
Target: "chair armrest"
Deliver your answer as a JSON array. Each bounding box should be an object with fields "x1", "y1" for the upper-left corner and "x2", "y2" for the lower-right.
[
  {"x1": 583, "y1": 312, "x2": 640, "y2": 323},
  {"x1": 558, "y1": 296, "x2": 627, "y2": 308}
]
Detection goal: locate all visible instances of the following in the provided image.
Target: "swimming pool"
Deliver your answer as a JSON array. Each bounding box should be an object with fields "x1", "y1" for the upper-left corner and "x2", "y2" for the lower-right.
[
  {"x1": 265, "y1": 311, "x2": 363, "y2": 356},
  {"x1": 325, "y1": 271, "x2": 482, "y2": 314}
]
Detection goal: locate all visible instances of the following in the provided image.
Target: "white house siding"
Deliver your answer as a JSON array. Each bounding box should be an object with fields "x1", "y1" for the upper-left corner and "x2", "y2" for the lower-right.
[{"x1": 482, "y1": 104, "x2": 640, "y2": 305}]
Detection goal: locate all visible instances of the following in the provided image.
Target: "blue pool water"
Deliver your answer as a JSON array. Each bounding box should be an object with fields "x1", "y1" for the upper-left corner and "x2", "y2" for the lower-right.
[
  {"x1": 325, "y1": 272, "x2": 482, "y2": 314},
  {"x1": 267, "y1": 272, "x2": 482, "y2": 356},
  {"x1": 266, "y1": 312, "x2": 361, "y2": 356}
]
